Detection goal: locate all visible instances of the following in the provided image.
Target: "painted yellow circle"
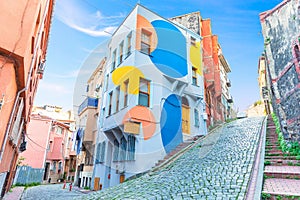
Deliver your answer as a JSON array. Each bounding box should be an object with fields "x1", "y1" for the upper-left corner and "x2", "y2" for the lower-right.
[{"x1": 112, "y1": 66, "x2": 145, "y2": 95}]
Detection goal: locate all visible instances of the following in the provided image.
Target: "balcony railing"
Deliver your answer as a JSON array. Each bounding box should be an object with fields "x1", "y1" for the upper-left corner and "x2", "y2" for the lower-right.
[{"x1": 78, "y1": 97, "x2": 98, "y2": 115}]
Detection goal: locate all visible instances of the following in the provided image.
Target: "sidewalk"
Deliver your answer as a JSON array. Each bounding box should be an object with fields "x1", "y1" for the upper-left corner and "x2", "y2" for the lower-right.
[{"x1": 3, "y1": 186, "x2": 25, "y2": 200}]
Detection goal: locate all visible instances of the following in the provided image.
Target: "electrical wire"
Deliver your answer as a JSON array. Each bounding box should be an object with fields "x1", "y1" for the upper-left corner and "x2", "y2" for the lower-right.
[{"x1": 25, "y1": 133, "x2": 48, "y2": 150}]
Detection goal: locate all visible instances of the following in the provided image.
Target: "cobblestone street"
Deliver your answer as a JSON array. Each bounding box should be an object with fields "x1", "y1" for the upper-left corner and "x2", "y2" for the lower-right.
[
  {"x1": 85, "y1": 117, "x2": 264, "y2": 200},
  {"x1": 21, "y1": 183, "x2": 89, "y2": 200}
]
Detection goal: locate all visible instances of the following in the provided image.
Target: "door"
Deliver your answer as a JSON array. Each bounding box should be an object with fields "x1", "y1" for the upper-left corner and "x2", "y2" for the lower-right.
[
  {"x1": 182, "y1": 105, "x2": 190, "y2": 134},
  {"x1": 120, "y1": 174, "x2": 125, "y2": 183},
  {"x1": 43, "y1": 163, "x2": 50, "y2": 181},
  {"x1": 94, "y1": 177, "x2": 100, "y2": 191}
]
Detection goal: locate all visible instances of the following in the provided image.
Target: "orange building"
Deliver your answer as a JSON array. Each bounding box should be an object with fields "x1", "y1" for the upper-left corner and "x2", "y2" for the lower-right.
[
  {"x1": 201, "y1": 19, "x2": 225, "y2": 126},
  {"x1": 0, "y1": 0, "x2": 54, "y2": 196}
]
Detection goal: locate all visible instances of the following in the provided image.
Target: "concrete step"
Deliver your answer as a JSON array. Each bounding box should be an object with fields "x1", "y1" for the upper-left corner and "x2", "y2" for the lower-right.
[
  {"x1": 264, "y1": 166, "x2": 300, "y2": 179},
  {"x1": 265, "y1": 156, "x2": 298, "y2": 160},
  {"x1": 265, "y1": 159, "x2": 300, "y2": 166},
  {"x1": 262, "y1": 178, "x2": 300, "y2": 198}
]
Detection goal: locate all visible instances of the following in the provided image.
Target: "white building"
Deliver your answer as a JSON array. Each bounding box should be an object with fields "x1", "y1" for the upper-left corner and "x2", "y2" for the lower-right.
[{"x1": 92, "y1": 4, "x2": 207, "y2": 189}]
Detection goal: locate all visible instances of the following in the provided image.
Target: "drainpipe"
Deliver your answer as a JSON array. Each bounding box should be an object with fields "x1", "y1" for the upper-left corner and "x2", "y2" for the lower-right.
[{"x1": 0, "y1": 0, "x2": 51, "y2": 161}]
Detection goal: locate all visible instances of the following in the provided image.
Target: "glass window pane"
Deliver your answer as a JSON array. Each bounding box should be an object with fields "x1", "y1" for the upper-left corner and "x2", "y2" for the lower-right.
[
  {"x1": 139, "y1": 80, "x2": 148, "y2": 92},
  {"x1": 141, "y1": 32, "x2": 150, "y2": 43},
  {"x1": 138, "y1": 93, "x2": 149, "y2": 107},
  {"x1": 141, "y1": 42, "x2": 150, "y2": 54}
]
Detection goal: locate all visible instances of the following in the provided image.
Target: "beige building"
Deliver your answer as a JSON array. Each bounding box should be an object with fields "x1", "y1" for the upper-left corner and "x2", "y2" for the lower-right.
[
  {"x1": 257, "y1": 55, "x2": 271, "y2": 115},
  {"x1": 75, "y1": 58, "x2": 106, "y2": 188}
]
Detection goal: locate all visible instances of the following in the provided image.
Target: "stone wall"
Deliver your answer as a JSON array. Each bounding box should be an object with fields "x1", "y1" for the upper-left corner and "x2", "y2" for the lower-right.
[{"x1": 260, "y1": 0, "x2": 300, "y2": 141}]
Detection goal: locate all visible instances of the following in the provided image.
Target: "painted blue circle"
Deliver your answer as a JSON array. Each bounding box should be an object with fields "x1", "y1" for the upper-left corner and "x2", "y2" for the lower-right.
[
  {"x1": 150, "y1": 20, "x2": 187, "y2": 78},
  {"x1": 160, "y1": 94, "x2": 183, "y2": 154}
]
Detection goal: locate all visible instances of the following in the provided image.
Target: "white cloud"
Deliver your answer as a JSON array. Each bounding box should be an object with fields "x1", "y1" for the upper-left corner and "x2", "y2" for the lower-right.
[
  {"x1": 55, "y1": 0, "x2": 125, "y2": 37},
  {"x1": 47, "y1": 68, "x2": 93, "y2": 79},
  {"x1": 38, "y1": 82, "x2": 72, "y2": 94}
]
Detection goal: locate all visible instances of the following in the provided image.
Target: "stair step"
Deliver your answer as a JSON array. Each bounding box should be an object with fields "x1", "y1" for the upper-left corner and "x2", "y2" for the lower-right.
[
  {"x1": 264, "y1": 166, "x2": 300, "y2": 179},
  {"x1": 265, "y1": 156, "x2": 298, "y2": 160},
  {"x1": 263, "y1": 178, "x2": 300, "y2": 197},
  {"x1": 265, "y1": 159, "x2": 300, "y2": 166}
]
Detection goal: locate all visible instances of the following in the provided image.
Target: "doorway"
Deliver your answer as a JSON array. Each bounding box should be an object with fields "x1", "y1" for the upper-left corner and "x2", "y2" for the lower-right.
[{"x1": 181, "y1": 97, "x2": 190, "y2": 134}]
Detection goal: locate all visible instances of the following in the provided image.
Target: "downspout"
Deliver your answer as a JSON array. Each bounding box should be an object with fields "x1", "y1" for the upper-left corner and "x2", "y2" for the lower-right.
[{"x1": 0, "y1": 0, "x2": 51, "y2": 161}]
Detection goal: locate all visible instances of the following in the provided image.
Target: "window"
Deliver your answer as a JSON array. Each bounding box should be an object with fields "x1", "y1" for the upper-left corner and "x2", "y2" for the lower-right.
[
  {"x1": 52, "y1": 161, "x2": 56, "y2": 172},
  {"x1": 108, "y1": 91, "x2": 113, "y2": 116},
  {"x1": 192, "y1": 67, "x2": 197, "y2": 85},
  {"x1": 194, "y1": 109, "x2": 199, "y2": 127},
  {"x1": 58, "y1": 162, "x2": 62, "y2": 173},
  {"x1": 120, "y1": 137, "x2": 127, "y2": 161},
  {"x1": 105, "y1": 74, "x2": 109, "y2": 91},
  {"x1": 56, "y1": 127, "x2": 62, "y2": 135},
  {"x1": 115, "y1": 86, "x2": 120, "y2": 112},
  {"x1": 113, "y1": 139, "x2": 119, "y2": 161},
  {"x1": 112, "y1": 49, "x2": 116, "y2": 71},
  {"x1": 191, "y1": 36, "x2": 196, "y2": 46},
  {"x1": 141, "y1": 30, "x2": 151, "y2": 54},
  {"x1": 126, "y1": 32, "x2": 132, "y2": 57},
  {"x1": 95, "y1": 142, "x2": 106, "y2": 164},
  {"x1": 100, "y1": 142, "x2": 106, "y2": 162},
  {"x1": 294, "y1": 45, "x2": 300, "y2": 63},
  {"x1": 100, "y1": 108, "x2": 105, "y2": 128},
  {"x1": 138, "y1": 78, "x2": 150, "y2": 107},
  {"x1": 127, "y1": 135, "x2": 136, "y2": 161},
  {"x1": 31, "y1": 36, "x2": 35, "y2": 54},
  {"x1": 119, "y1": 41, "x2": 124, "y2": 64},
  {"x1": 124, "y1": 79, "x2": 129, "y2": 107}
]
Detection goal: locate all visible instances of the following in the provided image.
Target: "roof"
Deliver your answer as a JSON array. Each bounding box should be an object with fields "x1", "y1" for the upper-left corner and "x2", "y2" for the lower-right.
[{"x1": 259, "y1": 0, "x2": 292, "y2": 21}]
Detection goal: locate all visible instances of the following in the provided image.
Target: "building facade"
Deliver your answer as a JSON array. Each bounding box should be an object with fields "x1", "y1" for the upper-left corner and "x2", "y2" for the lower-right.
[
  {"x1": 92, "y1": 5, "x2": 207, "y2": 189},
  {"x1": 18, "y1": 114, "x2": 52, "y2": 169},
  {"x1": 260, "y1": 0, "x2": 300, "y2": 141},
  {"x1": 75, "y1": 58, "x2": 105, "y2": 188},
  {"x1": 44, "y1": 121, "x2": 71, "y2": 184},
  {"x1": 18, "y1": 106, "x2": 76, "y2": 184},
  {"x1": 170, "y1": 13, "x2": 234, "y2": 127},
  {"x1": 218, "y1": 46, "x2": 234, "y2": 120},
  {"x1": 257, "y1": 55, "x2": 272, "y2": 115},
  {"x1": 0, "y1": 0, "x2": 54, "y2": 196}
]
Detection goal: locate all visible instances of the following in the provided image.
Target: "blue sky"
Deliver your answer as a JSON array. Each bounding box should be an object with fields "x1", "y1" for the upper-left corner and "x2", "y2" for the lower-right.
[{"x1": 34, "y1": 0, "x2": 282, "y2": 112}]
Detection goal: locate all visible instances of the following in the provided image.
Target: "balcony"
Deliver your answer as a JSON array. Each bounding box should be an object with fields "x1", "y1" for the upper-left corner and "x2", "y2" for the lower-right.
[
  {"x1": 226, "y1": 79, "x2": 231, "y2": 87},
  {"x1": 78, "y1": 97, "x2": 98, "y2": 115},
  {"x1": 227, "y1": 95, "x2": 233, "y2": 103}
]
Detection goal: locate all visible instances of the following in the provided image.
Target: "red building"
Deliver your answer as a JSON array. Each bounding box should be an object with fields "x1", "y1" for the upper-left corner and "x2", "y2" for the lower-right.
[
  {"x1": 0, "y1": 0, "x2": 54, "y2": 196},
  {"x1": 201, "y1": 19, "x2": 227, "y2": 126}
]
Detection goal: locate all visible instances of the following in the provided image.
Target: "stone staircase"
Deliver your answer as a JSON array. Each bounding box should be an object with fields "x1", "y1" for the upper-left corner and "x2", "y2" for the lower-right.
[
  {"x1": 262, "y1": 116, "x2": 300, "y2": 199},
  {"x1": 153, "y1": 136, "x2": 203, "y2": 169}
]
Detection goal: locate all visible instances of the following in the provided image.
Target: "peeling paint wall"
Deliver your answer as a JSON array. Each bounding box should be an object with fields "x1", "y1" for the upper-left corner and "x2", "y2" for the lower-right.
[{"x1": 260, "y1": 0, "x2": 300, "y2": 141}]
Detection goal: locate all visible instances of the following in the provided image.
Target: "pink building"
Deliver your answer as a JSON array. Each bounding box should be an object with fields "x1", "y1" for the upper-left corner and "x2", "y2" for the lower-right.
[
  {"x1": 19, "y1": 114, "x2": 52, "y2": 169},
  {"x1": 19, "y1": 114, "x2": 76, "y2": 184}
]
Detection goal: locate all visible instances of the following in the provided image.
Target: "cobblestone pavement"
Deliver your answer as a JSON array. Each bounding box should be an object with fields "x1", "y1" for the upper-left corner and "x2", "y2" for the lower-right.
[
  {"x1": 21, "y1": 183, "x2": 89, "y2": 200},
  {"x1": 85, "y1": 117, "x2": 264, "y2": 200}
]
